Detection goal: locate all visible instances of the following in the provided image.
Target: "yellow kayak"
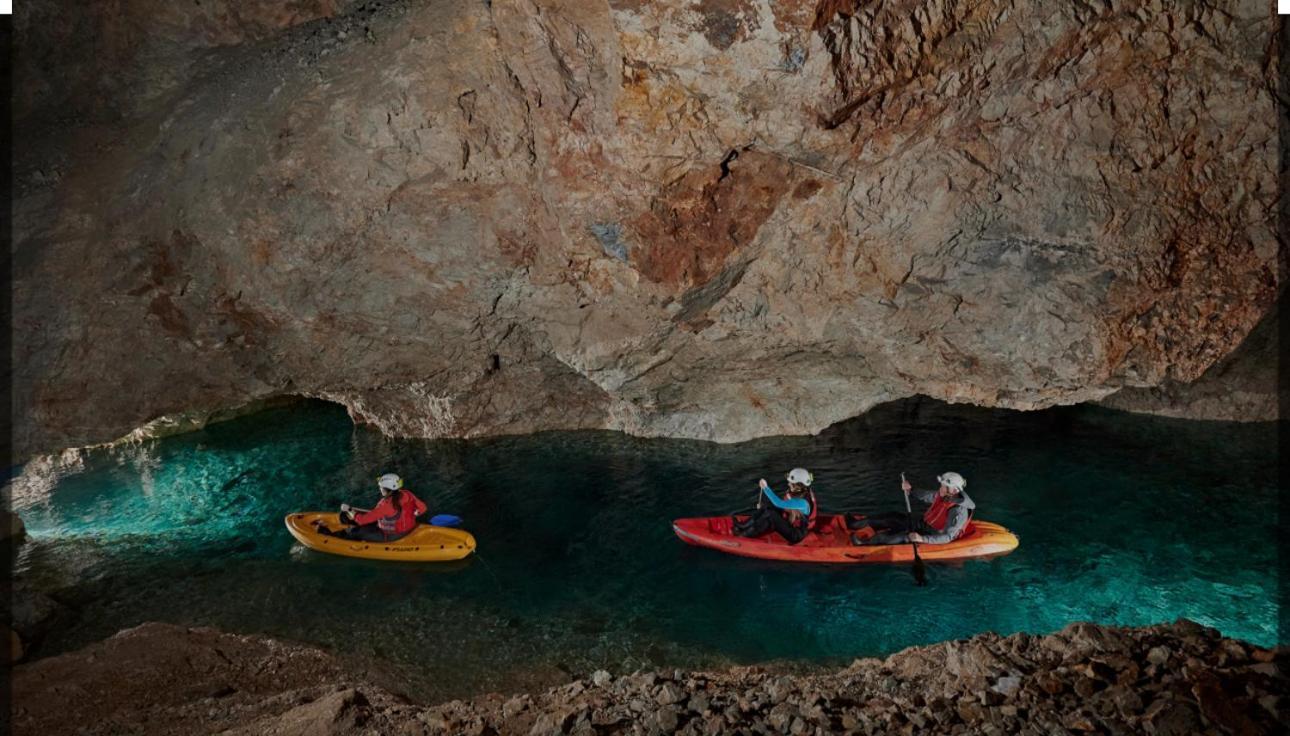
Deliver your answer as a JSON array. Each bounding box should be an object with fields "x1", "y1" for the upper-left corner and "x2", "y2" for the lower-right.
[{"x1": 284, "y1": 512, "x2": 477, "y2": 562}]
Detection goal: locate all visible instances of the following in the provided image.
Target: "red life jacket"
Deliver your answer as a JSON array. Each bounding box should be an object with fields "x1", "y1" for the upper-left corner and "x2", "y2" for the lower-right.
[
  {"x1": 355, "y1": 489, "x2": 428, "y2": 536},
  {"x1": 922, "y1": 493, "x2": 971, "y2": 539}
]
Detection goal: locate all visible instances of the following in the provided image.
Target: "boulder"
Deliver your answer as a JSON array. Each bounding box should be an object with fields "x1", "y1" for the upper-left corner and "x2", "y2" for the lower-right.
[
  {"x1": 235, "y1": 688, "x2": 370, "y2": 736},
  {"x1": 7, "y1": 626, "x2": 24, "y2": 664},
  {"x1": 1, "y1": 510, "x2": 26, "y2": 542},
  {"x1": 9, "y1": 580, "x2": 66, "y2": 641}
]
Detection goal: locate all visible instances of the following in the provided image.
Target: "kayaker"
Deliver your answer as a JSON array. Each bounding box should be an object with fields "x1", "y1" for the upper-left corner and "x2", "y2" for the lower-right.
[
  {"x1": 733, "y1": 468, "x2": 818, "y2": 545},
  {"x1": 314, "y1": 473, "x2": 428, "y2": 541},
  {"x1": 850, "y1": 472, "x2": 974, "y2": 545}
]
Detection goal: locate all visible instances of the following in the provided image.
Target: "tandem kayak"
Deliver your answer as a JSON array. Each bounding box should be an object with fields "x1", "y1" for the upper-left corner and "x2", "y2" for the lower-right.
[
  {"x1": 672, "y1": 513, "x2": 1018, "y2": 564},
  {"x1": 284, "y1": 512, "x2": 477, "y2": 562}
]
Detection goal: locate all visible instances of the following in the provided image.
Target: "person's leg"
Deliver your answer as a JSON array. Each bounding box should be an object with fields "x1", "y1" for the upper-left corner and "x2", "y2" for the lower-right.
[
  {"x1": 734, "y1": 508, "x2": 775, "y2": 537},
  {"x1": 862, "y1": 529, "x2": 913, "y2": 545},
  {"x1": 749, "y1": 509, "x2": 778, "y2": 537},
  {"x1": 731, "y1": 510, "x2": 755, "y2": 533},
  {"x1": 847, "y1": 511, "x2": 907, "y2": 531},
  {"x1": 854, "y1": 516, "x2": 913, "y2": 545},
  {"x1": 338, "y1": 523, "x2": 388, "y2": 541},
  {"x1": 312, "y1": 510, "x2": 354, "y2": 534},
  {"x1": 762, "y1": 511, "x2": 809, "y2": 545}
]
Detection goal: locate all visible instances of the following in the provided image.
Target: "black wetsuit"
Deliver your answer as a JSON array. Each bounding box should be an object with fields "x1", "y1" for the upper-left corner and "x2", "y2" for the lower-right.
[
  {"x1": 848, "y1": 488, "x2": 976, "y2": 545},
  {"x1": 316, "y1": 513, "x2": 405, "y2": 542},
  {"x1": 847, "y1": 512, "x2": 934, "y2": 545},
  {"x1": 318, "y1": 522, "x2": 391, "y2": 541},
  {"x1": 736, "y1": 507, "x2": 810, "y2": 544},
  {"x1": 734, "y1": 488, "x2": 815, "y2": 545}
]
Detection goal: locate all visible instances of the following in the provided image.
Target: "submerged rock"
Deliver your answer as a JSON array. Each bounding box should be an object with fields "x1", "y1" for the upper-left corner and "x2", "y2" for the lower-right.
[
  {"x1": 8, "y1": 580, "x2": 67, "y2": 643},
  {"x1": 11, "y1": 0, "x2": 1282, "y2": 458}
]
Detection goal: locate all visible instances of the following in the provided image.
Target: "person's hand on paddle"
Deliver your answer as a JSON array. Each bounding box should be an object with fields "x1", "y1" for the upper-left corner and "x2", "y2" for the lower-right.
[
  {"x1": 757, "y1": 478, "x2": 769, "y2": 509},
  {"x1": 900, "y1": 472, "x2": 927, "y2": 585}
]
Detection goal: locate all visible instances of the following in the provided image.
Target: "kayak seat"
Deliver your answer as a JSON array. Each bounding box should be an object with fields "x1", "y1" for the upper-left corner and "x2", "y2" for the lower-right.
[{"x1": 824, "y1": 515, "x2": 848, "y2": 533}]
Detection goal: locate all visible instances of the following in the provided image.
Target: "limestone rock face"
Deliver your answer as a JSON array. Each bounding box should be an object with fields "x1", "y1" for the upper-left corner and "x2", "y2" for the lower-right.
[
  {"x1": 1098, "y1": 293, "x2": 1283, "y2": 422},
  {"x1": 13, "y1": 0, "x2": 1282, "y2": 457}
]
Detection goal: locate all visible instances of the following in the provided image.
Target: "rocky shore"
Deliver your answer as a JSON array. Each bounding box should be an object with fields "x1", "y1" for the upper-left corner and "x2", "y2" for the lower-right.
[{"x1": 11, "y1": 620, "x2": 1286, "y2": 736}]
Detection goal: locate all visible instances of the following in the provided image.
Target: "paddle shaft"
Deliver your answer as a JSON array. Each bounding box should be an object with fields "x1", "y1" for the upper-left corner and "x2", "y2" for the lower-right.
[
  {"x1": 902, "y1": 472, "x2": 927, "y2": 585},
  {"x1": 345, "y1": 506, "x2": 457, "y2": 528}
]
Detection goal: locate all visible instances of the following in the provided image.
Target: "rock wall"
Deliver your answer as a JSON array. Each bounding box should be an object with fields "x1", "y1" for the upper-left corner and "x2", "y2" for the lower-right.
[
  {"x1": 13, "y1": 0, "x2": 1283, "y2": 458},
  {"x1": 1098, "y1": 289, "x2": 1283, "y2": 422}
]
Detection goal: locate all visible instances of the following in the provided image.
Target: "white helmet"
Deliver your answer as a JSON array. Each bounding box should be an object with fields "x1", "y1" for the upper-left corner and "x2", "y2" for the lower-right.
[
  {"x1": 786, "y1": 468, "x2": 814, "y2": 487},
  {"x1": 377, "y1": 473, "x2": 403, "y2": 492},
  {"x1": 937, "y1": 472, "x2": 966, "y2": 491}
]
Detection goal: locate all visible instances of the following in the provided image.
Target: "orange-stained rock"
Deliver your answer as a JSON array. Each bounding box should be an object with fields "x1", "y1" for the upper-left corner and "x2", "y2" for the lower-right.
[{"x1": 11, "y1": 0, "x2": 1281, "y2": 457}]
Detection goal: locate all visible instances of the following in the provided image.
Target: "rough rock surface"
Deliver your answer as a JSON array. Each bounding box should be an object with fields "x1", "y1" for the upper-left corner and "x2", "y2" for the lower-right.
[
  {"x1": 2, "y1": 510, "x2": 27, "y2": 542},
  {"x1": 10, "y1": 623, "x2": 399, "y2": 736},
  {"x1": 5, "y1": 579, "x2": 69, "y2": 661},
  {"x1": 1098, "y1": 292, "x2": 1283, "y2": 422},
  {"x1": 13, "y1": 0, "x2": 1283, "y2": 457},
  {"x1": 11, "y1": 620, "x2": 1288, "y2": 735}
]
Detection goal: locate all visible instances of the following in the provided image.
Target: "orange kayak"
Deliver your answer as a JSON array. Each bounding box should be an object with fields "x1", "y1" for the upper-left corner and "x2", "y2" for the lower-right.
[{"x1": 672, "y1": 513, "x2": 1018, "y2": 564}]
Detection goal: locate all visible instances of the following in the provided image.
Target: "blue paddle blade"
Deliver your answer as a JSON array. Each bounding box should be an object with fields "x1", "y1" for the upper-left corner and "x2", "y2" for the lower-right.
[{"x1": 429, "y1": 514, "x2": 462, "y2": 527}]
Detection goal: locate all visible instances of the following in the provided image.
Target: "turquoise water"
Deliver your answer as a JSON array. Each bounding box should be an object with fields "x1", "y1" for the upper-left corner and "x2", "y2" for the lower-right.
[{"x1": 9, "y1": 399, "x2": 1282, "y2": 701}]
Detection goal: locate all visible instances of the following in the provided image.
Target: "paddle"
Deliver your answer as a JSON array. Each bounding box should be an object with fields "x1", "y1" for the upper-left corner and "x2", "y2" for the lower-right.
[
  {"x1": 343, "y1": 506, "x2": 462, "y2": 527},
  {"x1": 902, "y1": 473, "x2": 927, "y2": 586}
]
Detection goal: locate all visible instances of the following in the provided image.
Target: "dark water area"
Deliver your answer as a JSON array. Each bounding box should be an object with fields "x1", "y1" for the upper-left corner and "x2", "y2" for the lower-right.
[{"x1": 8, "y1": 398, "x2": 1282, "y2": 702}]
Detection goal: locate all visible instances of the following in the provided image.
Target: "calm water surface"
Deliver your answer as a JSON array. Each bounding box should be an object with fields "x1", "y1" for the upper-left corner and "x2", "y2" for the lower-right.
[{"x1": 9, "y1": 399, "x2": 1282, "y2": 701}]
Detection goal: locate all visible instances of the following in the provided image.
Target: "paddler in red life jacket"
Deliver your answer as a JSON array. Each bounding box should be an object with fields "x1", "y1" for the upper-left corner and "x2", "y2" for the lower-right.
[
  {"x1": 314, "y1": 473, "x2": 428, "y2": 542},
  {"x1": 849, "y1": 472, "x2": 975, "y2": 546},
  {"x1": 732, "y1": 467, "x2": 819, "y2": 545}
]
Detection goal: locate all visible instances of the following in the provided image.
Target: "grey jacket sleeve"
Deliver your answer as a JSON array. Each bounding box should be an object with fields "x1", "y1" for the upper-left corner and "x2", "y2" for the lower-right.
[
  {"x1": 912, "y1": 489, "x2": 937, "y2": 504},
  {"x1": 920, "y1": 505, "x2": 969, "y2": 545}
]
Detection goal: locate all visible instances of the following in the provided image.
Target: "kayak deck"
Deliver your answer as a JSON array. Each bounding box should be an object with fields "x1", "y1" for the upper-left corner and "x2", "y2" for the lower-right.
[
  {"x1": 672, "y1": 513, "x2": 1018, "y2": 564},
  {"x1": 285, "y1": 512, "x2": 476, "y2": 562}
]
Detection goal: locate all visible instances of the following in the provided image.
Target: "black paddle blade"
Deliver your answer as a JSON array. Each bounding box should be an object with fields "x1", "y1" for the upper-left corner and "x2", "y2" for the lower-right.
[{"x1": 912, "y1": 556, "x2": 928, "y2": 586}]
